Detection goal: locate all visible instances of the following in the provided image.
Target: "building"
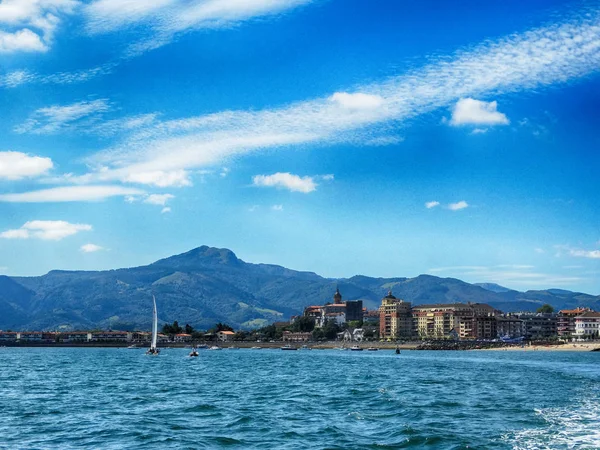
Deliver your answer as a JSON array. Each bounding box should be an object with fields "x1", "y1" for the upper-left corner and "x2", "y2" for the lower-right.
[
  {"x1": 304, "y1": 288, "x2": 363, "y2": 328},
  {"x1": 345, "y1": 300, "x2": 364, "y2": 322},
  {"x1": 496, "y1": 315, "x2": 524, "y2": 338},
  {"x1": 574, "y1": 311, "x2": 600, "y2": 338},
  {"x1": 413, "y1": 303, "x2": 500, "y2": 339},
  {"x1": 557, "y1": 308, "x2": 590, "y2": 338},
  {"x1": 61, "y1": 332, "x2": 91, "y2": 342},
  {"x1": 90, "y1": 331, "x2": 131, "y2": 342},
  {"x1": 130, "y1": 332, "x2": 151, "y2": 342},
  {"x1": 0, "y1": 331, "x2": 18, "y2": 342},
  {"x1": 217, "y1": 330, "x2": 235, "y2": 341},
  {"x1": 173, "y1": 333, "x2": 192, "y2": 342},
  {"x1": 379, "y1": 291, "x2": 412, "y2": 339},
  {"x1": 519, "y1": 313, "x2": 557, "y2": 340},
  {"x1": 282, "y1": 331, "x2": 312, "y2": 342},
  {"x1": 18, "y1": 332, "x2": 43, "y2": 341}
]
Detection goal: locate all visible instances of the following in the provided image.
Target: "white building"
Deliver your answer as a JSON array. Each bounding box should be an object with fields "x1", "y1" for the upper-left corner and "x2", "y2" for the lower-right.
[
  {"x1": 574, "y1": 311, "x2": 600, "y2": 338},
  {"x1": 217, "y1": 330, "x2": 235, "y2": 342}
]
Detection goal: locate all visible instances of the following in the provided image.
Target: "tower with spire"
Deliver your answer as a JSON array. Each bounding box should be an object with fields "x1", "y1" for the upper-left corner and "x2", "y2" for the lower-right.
[{"x1": 333, "y1": 286, "x2": 342, "y2": 304}]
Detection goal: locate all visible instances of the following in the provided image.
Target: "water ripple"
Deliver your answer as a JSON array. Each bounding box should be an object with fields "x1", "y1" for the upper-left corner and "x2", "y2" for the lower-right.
[{"x1": 0, "y1": 348, "x2": 599, "y2": 449}]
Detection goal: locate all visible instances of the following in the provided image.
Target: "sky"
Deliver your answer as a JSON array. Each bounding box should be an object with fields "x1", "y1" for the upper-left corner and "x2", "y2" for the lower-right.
[{"x1": 0, "y1": 0, "x2": 599, "y2": 294}]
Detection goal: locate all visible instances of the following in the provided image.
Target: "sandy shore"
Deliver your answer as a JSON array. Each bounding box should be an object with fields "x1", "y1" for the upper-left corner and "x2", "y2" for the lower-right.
[{"x1": 481, "y1": 343, "x2": 600, "y2": 352}]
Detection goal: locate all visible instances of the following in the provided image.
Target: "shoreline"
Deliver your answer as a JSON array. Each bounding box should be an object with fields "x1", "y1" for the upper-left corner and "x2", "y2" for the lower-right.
[{"x1": 1, "y1": 341, "x2": 599, "y2": 351}]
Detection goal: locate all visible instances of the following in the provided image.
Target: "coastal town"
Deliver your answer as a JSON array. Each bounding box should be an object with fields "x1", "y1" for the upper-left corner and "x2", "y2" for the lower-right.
[{"x1": 1, "y1": 288, "x2": 599, "y2": 349}]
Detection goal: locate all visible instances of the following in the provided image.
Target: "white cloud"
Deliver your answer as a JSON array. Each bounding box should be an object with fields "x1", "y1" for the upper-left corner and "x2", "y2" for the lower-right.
[
  {"x1": 569, "y1": 249, "x2": 600, "y2": 259},
  {"x1": 84, "y1": 0, "x2": 315, "y2": 56},
  {"x1": 0, "y1": 185, "x2": 144, "y2": 203},
  {"x1": 448, "y1": 201, "x2": 469, "y2": 211},
  {"x1": 144, "y1": 193, "x2": 174, "y2": 206},
  {"x1": 535, "y1": 248, "x2": 545, "y2": 254},
  {"x1": 160, "y1": 207, "x2": 171, "y2": 214},
  {"x1": 271, "y1": 204, "x2": 283, "y2": 211},
  {"x1": 220, "y1": 167, "x2": 230, "y2": 178},
  {"x1": 425, "y1": 201, "x2": 440, "y2": 209},
  {"x1": 0, "y1": 28, "x2": 46, "y2": 52},
  {"x1": 122, "y1": 169, "x2": 192, "y2": 187},
  {"x1": 0, "y1": 151, "x2": 53, "y2": 180},
  {"x1": 80, "y1": 243, "x2": 104, "y2": 253},
  {"x1": 329, "y1": 92, "x2": 385, "y2": 110},
  {"x1": 248, "y1": 205, "x2": 259, "y2": 212},
  {"x1": 321, "y1": 174, "x2": 334, "y2": 181},
  {"x1": 1, "y1": 220, "x2": 92, "y2": 241},
  {"x1": 71, "y1": 10, "x2": 600, "y2": 186},
  {"x1": 0, "y1": 0, "x2": 79, "y2": 53},
  {"x1": 15, "y1": 99, "x2": 110, "y2": 134},
  {"x1": 252, "y1": 172, "x2": 317, "y2": 193},
  {"x1": 471, "y1": 128, "x2": 488, "y2": 134},
  {"x1": 450, "y1": 98, "x2": 509, "y2": 126}
]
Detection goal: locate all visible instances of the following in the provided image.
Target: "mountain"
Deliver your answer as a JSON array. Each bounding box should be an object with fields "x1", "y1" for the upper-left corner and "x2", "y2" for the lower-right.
[
  {"x1": 1, "y1": 246, "x2": 599, "y2": 331},
  {"x1": 474, "y1": 283, "x2": 514, "y2": 293}
]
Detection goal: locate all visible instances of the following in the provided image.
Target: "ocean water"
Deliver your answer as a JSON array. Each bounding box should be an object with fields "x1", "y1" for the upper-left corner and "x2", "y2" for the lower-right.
[{"x1": 0, "y1": 348, "x2": 599, "y2": 449}]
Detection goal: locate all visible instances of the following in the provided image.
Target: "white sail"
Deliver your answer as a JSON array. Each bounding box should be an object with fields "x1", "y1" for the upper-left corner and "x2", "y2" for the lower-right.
[{"x1": 151, "y1": 295, "x2": 158, "y2": 350}]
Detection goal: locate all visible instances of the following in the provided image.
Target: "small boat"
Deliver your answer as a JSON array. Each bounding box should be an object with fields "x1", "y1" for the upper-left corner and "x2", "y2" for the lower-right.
[
  {"x1": 189, "y1": 347, "x2": 199, "y2": 357},
  {"x1": 350, "y1": 345, "x2": 363, "y2": 351},
  {"x1": 281, "y1": 345, "x2": 297, "y2": 351},
  {"x1": 127, "y1": 344, "x2": 138, "y2": 349},
  {"x1": 146, "y1": 296, "x2": 160, "y2": 356},
  {"x1": 366, "y1": 347, "x2": 378, "y2": 351},
  {"x1": 227, "y1": 346, "x2": 239, "y2": 350},
  {"x1": 299, "y1": 345, "x2": 312, "y2": 350},
  {"x1": 208, "y1": 346, "x2": 221, "y2": 351},
  {"x1": 250, "y1": 346, "x2": 261, "y2": 349},
  {"x1": 197, "y1": 344, "x2": 209, "y2": 349}
]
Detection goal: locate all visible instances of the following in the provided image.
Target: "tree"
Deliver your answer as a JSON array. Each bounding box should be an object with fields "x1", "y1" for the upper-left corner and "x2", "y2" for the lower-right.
[
  {"x1": 291, "y1": 316, "x2": 315, "y2": 332},
  {"x1": 185, "y1": 324, "x2": 194, "y2": 334},
  {"x1": 536, "y1": 304, "x2": 554, "y2": 314},
  {"x1": 162, "y1": 320, "x2": 183, "y2": 335},
  {"x1": 215, "y1": 322, "x2": 234, "y2": 332}
]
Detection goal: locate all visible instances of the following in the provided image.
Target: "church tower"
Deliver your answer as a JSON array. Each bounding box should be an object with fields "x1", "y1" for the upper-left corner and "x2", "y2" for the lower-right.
[{"x1": 333, "y1": 287, "x2": 342, "y2": 304}]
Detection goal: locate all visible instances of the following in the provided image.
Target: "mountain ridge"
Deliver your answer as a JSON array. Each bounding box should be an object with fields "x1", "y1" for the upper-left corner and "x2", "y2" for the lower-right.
[{"x1": 1, "y1": 246, "x2": 599, "y2": 331}]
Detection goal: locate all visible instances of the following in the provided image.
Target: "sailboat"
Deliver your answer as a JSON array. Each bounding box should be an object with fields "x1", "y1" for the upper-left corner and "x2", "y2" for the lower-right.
[{"x1": 146, "y1": 295, "x2": 160, "y2": 355}]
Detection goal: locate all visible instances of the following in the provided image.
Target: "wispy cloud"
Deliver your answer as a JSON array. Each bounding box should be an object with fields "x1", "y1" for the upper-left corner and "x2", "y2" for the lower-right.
[
  {"x1": 253, "y1": 172, "x2": 317, "y2": 193},
  {"x1": 448, "y1": 201, "x2": 469, "y2": 211},
  {"x1": 15, "y1": 99, "x2": 111, "y2": 134},
  {"x1": 80, "y1": 243, "x2": 104, "y2": 253},
  {"x1": 569, "y1": 249, "x2": 600, "y2": 259},
  {"x1": 71, "y1": 8, "x2": 600, "y2": 187},
  {"x1": 1, "y1": 220, "x2": 92, "y2": 241},
  {"x1": 0, "y1": 64, "x2": 115, "y2": 89},
  {"x1": 425, "y1": 201, "x2": 440, "y2": 209},
  {"x1": 144, "y1": 193, "x2": 174, "y2": 206},
  {"x1": 84, "y1": 0, "x2": 315, "y2": 57},
  {"x1": 449, "y1": 98, "x2": 509, "y2": 126},
  {"x1": 0, "y1": 185, "x2": 144, "y2": 203},
  {"x1": 160, "y1": 207, "x2": 171, "y2": 214},
  {"x1": 271, "y1": 204, "x2": 283, "y2": 211},
  {"x1": 0, "y1": 0, "x2": 78, "y2": 53},
  {"x1": 429, "y1": 265, "x2": 584, "y2": 287},
  {"x1": 0, "y1": 151, "x2": 53, "y2": 180}
]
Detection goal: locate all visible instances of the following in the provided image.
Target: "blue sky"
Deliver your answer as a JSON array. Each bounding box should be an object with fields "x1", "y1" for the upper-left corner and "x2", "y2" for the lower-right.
[{"x1": 0, "y1": 0, "x2": 599, "y2": 294}]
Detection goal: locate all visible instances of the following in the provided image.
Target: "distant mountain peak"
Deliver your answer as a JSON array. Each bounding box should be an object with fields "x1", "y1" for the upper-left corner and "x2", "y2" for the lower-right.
[{"x1": 152, "y1": 245, "x2": 242, "y2": 269}]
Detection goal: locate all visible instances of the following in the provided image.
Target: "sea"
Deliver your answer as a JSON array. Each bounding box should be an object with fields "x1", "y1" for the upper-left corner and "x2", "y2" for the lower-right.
[{"x1": 0, "y1": 348, "x2": 599, "y2": 449}]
